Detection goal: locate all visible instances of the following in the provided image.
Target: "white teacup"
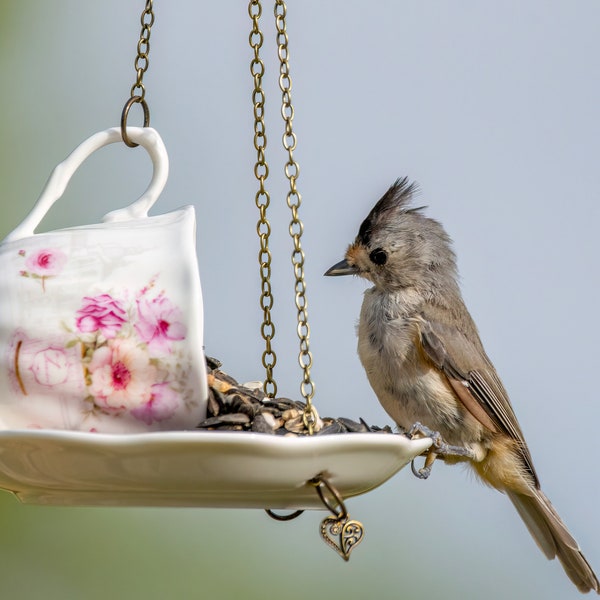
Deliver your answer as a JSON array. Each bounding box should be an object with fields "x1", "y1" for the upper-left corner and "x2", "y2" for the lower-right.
[{"x1": 0, "y1": 127, "x2": 208, "y2": 432}]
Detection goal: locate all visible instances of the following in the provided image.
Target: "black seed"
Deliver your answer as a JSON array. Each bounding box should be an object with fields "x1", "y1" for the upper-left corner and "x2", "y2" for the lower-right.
[{"x1": 338, "y1": 418, "x2": 370, "y2": 433}]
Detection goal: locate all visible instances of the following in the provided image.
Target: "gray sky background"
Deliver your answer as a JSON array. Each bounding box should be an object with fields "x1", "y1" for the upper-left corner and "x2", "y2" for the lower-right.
[{"x1": 0, "y1": 2, "x2": 599, "y2": 599}]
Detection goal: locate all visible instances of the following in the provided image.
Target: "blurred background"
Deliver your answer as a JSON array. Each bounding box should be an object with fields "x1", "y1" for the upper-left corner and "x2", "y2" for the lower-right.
[{"x1": 0, "y1": 1, "x2": 599, "y2": 598}]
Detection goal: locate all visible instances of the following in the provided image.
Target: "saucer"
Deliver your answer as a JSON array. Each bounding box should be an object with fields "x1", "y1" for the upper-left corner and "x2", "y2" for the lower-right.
[{"x1": 0, "y1": 430, "x2": 431, "y2": 508}]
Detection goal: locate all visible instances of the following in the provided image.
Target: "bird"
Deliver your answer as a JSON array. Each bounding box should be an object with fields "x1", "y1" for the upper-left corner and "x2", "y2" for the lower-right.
[{"x1": 324, "y1": 177, "x2": 599, "y2": 594}]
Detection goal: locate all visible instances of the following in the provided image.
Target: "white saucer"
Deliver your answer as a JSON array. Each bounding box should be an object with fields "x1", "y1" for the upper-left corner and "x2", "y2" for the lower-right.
[{"x1": 0, "y1": 430, "x2": 431, "y2": 508}]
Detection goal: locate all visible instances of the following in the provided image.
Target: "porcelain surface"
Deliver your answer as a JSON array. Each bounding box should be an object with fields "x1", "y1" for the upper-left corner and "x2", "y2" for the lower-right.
[
  {"x1": 0, "y1": 128, "x2": 208, "y2": 433},
  {"x1": 0, "y1": 430, "x2": 432, "y2": 508}
]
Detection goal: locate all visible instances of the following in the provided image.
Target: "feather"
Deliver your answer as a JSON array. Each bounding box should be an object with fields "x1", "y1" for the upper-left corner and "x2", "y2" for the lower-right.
[
  {"x1": 419, "y1": 317, "x2": 539, "y2": 486},
  {"x1": 357, "y1": 177, "x2": 419, "y2": 245},
  {"x1": 508, "y1": 490, "x2": 599, "y2": 593}
]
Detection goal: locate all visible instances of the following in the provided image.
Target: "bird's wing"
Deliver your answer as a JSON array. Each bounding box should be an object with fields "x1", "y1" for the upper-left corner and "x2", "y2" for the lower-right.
[{"x1": 419, "y1": 318, "x2": 539, "y2": 486}]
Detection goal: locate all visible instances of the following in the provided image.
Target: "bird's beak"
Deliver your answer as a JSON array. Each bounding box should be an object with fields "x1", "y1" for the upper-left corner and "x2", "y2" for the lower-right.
[{"x1": 324, "y1": 258, "x2": 358, "y2": 277}]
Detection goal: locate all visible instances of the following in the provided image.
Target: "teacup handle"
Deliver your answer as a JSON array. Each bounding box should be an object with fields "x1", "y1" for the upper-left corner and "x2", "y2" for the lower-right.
[{"x1": 3, "y1": 127, "x2": 169, "y2": 243}]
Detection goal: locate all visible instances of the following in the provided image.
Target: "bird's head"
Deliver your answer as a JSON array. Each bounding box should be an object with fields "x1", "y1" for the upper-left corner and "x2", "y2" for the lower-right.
[{"x1": 325, "y1": 177, "x2": 458, "y2": 294}]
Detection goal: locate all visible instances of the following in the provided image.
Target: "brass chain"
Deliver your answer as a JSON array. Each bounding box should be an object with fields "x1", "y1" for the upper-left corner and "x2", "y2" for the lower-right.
[
  {"x1": 248, "y1": 0, "x2": 317, "y2": 429},
  {"x1": 257, "y1": 5, "x2": 363, "y2": 551},
  {"x1": 121, "y1": 0, "x2": 154, "y2": 148},
  {"x1": 130, "y1": 1, "x2": 154, "y2": 101},
  {"x1": 249, "y1": 1, "x2": 277, "y2": 398},
  {"x1": 274, "y1": 1, "x2": 317, "y2": 433}
]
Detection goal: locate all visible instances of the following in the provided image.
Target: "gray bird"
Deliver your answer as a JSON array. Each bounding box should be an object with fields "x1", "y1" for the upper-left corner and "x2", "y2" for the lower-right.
[{"x1": 325, "y1": 178, "x2": 599, "y2": 594}]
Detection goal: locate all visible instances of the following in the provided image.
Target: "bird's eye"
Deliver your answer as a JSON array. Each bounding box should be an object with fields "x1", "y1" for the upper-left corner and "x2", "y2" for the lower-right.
[{"x1": 369, "y1": 248, "x2": 387, "y2": 265}]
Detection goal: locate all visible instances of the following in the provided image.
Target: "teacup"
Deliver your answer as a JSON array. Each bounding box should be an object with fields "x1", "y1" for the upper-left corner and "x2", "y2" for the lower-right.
[{"x1": 0, "y1": 127, "x2": 208, "y2": 432}]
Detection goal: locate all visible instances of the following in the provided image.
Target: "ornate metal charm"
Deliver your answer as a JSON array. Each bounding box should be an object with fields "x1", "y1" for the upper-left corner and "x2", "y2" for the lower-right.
[{"x1": 319, "y1": 515, "x2": 364, "y2": 561}]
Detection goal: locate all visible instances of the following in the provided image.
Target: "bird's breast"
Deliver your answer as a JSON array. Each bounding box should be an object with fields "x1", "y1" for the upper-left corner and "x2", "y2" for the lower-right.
[{"x1": 357, "y1": 289, "x2": 471, "y2": 442}]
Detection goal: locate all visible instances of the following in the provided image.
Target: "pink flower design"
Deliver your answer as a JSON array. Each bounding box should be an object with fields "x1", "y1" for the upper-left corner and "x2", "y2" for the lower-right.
[
  {"x1": 19, "y1": 248, "x2": 68, "y2": 291},
  {"x1": 24, "y1": 248, "x2": 67, "y2": 277},
  {"x1": 76, "y1": 294, "x2": 127, "y2": 339},
  {"x1": 6, "y1": 271, "x2": 195, "y2": 430},
  {"x1": 88, "y1": 338, "x2": 156, "y2": 410},
  {"x1": 131, "y1": 382, "x2": 180, "y2": 425},
  {"x1": 135, "y1": 294, "x2": 186, "y2": 353},
  {"x1": 8, "y1": 330, "x2": 84, "y2": 396},
  {"x1": 30, "y1": 347, "x2": 75, "y2": 387}
]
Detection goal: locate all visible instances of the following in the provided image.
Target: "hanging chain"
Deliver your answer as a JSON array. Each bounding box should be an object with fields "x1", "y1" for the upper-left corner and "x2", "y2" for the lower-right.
[
  {"x1": 249, "y1": 1, "x2": 278, "y2": 398},
  {"x1": 274, "y1": 1, "x2": 317, "y2": 433},
  {"x1": 121, "y1": 0, "x2": 154, "y2": 148},
  {"x1": 256, "y1": 2, "x2": 363, "y2": 557}
]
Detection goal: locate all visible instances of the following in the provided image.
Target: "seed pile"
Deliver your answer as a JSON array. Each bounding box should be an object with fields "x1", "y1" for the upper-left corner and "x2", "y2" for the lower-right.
[{"x1": 199, "y1": 356, "x2": 394, "y2": 437}]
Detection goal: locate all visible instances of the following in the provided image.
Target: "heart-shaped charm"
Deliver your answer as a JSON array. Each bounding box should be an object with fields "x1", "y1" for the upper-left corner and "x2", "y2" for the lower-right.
[{"x1": 319, "y1": 515, "x2": 364, "y2": 561}]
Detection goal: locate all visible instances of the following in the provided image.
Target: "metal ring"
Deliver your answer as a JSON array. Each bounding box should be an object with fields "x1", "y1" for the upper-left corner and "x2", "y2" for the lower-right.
[
  {"x1": 310, "y1": 475, "x2": 347, "y2": 520},
  {"x1": 264, "y1": 509, "x2": 304, "y2": 521},
  {"x1": 120, "y1": 96, "x2": 150, "y2": 148}
]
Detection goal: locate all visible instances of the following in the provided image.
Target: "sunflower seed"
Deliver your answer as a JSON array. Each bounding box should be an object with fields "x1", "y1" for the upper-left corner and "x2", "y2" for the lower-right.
[
  {"x1": 284, "y1": 415, "x2": 305, "y2": 433},
  {"x1": 202, "y1": 356, "x2": 397, "y2": 437},
  {"x1": 197, "y1": 413, "x2": 251, "y2": 428},
  {"x1": 205, "y1": 356, "x2": 223, "y2": 370},
  {"x1": 281, "y1": 408, "x2": 300, "y2": 422},
  {"x1": 316, "y1": 421, "x2": 345, "y2": 436},
  {"x1": 337, "y1": 418, "x2": 370, "y2": 433},
  {"x1": 251, "y1": 413, "x2": 275, "y2": 434}
]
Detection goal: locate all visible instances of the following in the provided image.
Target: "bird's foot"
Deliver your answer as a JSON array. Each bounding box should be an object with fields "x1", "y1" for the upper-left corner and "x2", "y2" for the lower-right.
[
  {"x1": 408, "y1": 422, "x2": 476, "y2": 480},
  {"x1": 411, "y1": 452, "x2": 436, "y2": 479}
]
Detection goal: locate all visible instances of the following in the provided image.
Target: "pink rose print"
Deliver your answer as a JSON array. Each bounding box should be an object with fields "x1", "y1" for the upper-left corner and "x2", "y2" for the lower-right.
[
  {"x1": 19, "y1": 248, "x2": 67, "y2": 291},
  {"x1": 30, "y1": 347, "x2": 74, "y2": 386},
  {"x1": 24, "y1": 248, "x2": 67, "y2": 276},
  {"x1": 135, "y1": 294, "x2": 186, "y2": 353},
  {"x1": 76, "y1": 294, "x2": 127, "y2": 339},
  {"x1": 88, "y1": 338, "x2": 157, "y2": 410},
  {"x1": 9, "y1": 330, "x2": 84, "y2": 397},
  {"x1": 131, "y1": 382, "x2": 180, "y2": 425},
  {"x1": 6, "y1": 272, "x2": 194, "y2": 431}
]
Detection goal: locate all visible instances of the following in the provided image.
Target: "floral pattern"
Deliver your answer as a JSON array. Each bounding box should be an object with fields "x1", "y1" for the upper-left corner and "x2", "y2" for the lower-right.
[
  {"x1": 19, "y1": 248, "x2": 67, "y2": 291},
  {"x1": 135, "y1": 295, "x2": 186, "y2": 353},
  {"x1": 9, "y1": 331, "x2": 85, "y2": 397},
  {"x1": 10, "y1": 264, "x2": 193, "y2": 428},
  {"x1": 76, "y1": 295, "x2": 127, "y2": 338},
  {"x1": 87, "y1": 338, "x2": 157, "y2": 411}
]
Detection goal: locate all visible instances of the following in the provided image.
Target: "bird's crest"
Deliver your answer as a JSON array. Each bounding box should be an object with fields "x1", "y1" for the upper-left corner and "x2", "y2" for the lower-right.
[{"x1": 357, "y1": 177, "x2": 422, "y2": 245}]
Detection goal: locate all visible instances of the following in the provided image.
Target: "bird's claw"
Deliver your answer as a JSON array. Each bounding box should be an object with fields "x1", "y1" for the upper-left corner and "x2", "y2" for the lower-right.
[
  {"x1": 408, "y1": 422, "x2": 476, "y2": 480},
  {"x1": 411, "y1": 460, "x2": 432, "y2": 480},
  {"x1": 407, "y1": 422, "x2": 440, "y2": 443}
]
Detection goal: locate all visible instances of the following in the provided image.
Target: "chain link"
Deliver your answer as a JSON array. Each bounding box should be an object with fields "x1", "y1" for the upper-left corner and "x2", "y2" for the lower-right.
[
  {"x1": 130, "y1": 1, "x2": 154, "y2": 99},
  {"x1": 274, "y1": 0, "x2": 317, "y2": 433},
  {"x1": 121, "y1": 0, "x2": 154, "y2": 148},
  {"x1": 248, "y1": 0, "x2": 317, "y2": 425},
  {"x1": 249, "y1": 1, "x2": 277, "y2": 398}
]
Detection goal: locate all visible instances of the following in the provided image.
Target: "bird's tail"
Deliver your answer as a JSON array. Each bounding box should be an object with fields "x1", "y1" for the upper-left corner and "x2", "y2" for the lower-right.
[{"x1": 508, "y1": 489, "x2": 599, "y2": 594}]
